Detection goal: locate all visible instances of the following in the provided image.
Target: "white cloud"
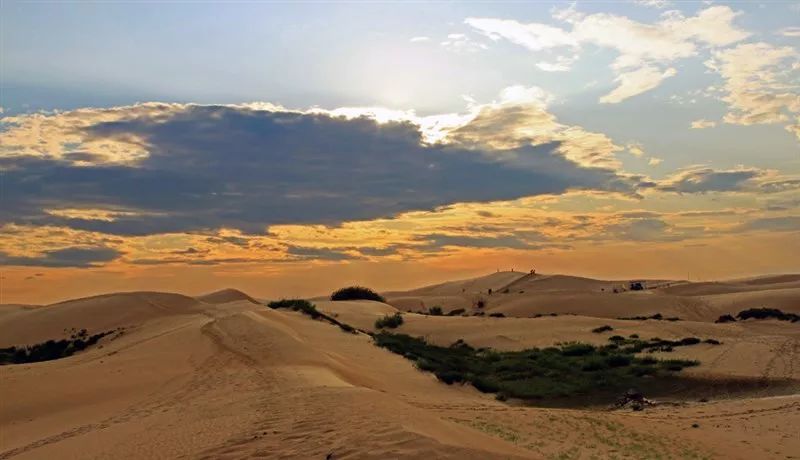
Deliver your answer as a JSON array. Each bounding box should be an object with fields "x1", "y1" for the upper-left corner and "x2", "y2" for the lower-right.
[
  {"x1": 440, "y1": 33, "x2": 488, "y2": 53},
  {"x1": 536, "y1": 55, "x2": 578, "y2": 72},
  {"x1": 706, "y1": 42, "x2": 800, "y2": 138},
  {"x1": 466, "y1": 6, "x2": 750, "y2": 103},
  {"x1": 691, "y1": 119, "x2": 717, "y2": 129},
  {"x1": 648, "y1": 157, "x2": 663, "y2": 165},
  {"x1": 626, "y1": 142, "x2": 646, "y2": 157},
  {"x1": 465, "y1": 17, "x2": 577, "y2": 51},
  {"x1": 634, "y1": 0, "x2": 672, "y2": 8},
  {"x1": 600, "y1": 66, "x2": 677, "y2": 104},
  {"x1": 409, "y1": 36, "x2": 430, "y2": 43},
  {"x1": 779, "y1": 27, "x2": 800, "y2": 37}
]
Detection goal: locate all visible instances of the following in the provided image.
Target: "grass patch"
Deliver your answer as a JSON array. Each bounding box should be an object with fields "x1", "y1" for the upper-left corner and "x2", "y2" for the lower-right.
[
  {"x1": 330, "y1": 286, "x2": 386, "y2": 303},
  {"x1": 268, "y1": 299, "x2": 357, "y2": 334},
  {"x1": 375, "y1": 312, "x2": 404, "y2": 329},
  {"x1": 0, "y1": 329, "x2": 119, "y2": 365},
  {"x1": 606, "y1": 335, "x2": 718, "y2": 353},
  {"x1": 373, "y1": 332, "x2": 699, "y2": 401}
]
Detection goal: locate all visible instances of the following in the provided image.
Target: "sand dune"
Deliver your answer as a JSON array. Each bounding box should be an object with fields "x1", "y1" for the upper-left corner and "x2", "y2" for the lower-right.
[
  {"x1": 1, "y1": 274, "x2": 798, "y2": 459},
  {"x1": 0, "y1": 291, "x2": 203, "y2": 347},
  {"x1": 386, "y1": 271, "x2": 800, "y2": 322},
  {"x1": 197, "y1": 288, "x2": 260, "y2": 305}
]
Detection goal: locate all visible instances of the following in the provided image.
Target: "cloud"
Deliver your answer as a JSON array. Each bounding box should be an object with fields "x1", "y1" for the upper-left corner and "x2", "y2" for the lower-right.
[
  {"x1": 1, "y1": 101, "x2": 643, "y2": 236},
  {"x1": 655, "y1": 166, "x2": 765, "y2": 193},
  {"x1": 413, "y1": 233, "x2": 561, "y2": 251},
  {"x1": 778, "y1": 27, "x2": 800, "y2": 37},
  {"x1": 600, "y1": 66, "x2": 677, "y2": 104},
  {"x1": 409, "y1": 36, "x2": 430, "y2": 42},
  {"x1": 285, "y1": 246, "x2": 358, "y2": 261},
  {"x1": 691, "y1": 119, "x2": 717, "y2": 129},
  {"x1": 706, "y1": 42, "x2": 800, "y2": 138},
  {"x1": 648, "y1": 157, "x2": 663, "y2": 166},
  {"x1": 466, "y1": 6, "x2": 749, "y2": 103},
  {"x1": 737, "y1": 216, "x2": 800, "y2": 232},
  {"x1": 633, "y1": 0, "x2": 672, "y2": 8},
  {"x1": 465, "y1": 18, "x2": 577, "y2": 51},
  {"x1": 442, "y1": 85, "x2": 626, "y2": 168},
  {"x1": 0, "y1": 246, "x2": 122, "y2": 268},
  {"x1": 536, "y1": 55, "x2": 578, "y2": 72},
  {"x1": 441, "y1": 33, "x2": 488, "y2": 53}
]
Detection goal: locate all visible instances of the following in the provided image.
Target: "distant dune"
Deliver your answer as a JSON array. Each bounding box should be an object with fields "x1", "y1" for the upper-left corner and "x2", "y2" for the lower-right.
[
  {"x1": 1, "y1": 274, "x2": 798, "y2": 459},
  {"x1": 197, "y1": 288, "x2": 260, "y2": 305}
]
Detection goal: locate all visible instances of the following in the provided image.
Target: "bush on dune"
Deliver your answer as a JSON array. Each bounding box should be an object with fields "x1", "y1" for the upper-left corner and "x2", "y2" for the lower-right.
[
  {"x1": 375, "y1": 312, "x2": 404, "y2": 329},
  {"x1": 0, "y1": 329, "x2": 118, "y2": 365},
  {"x1": 736, "y1": 308, "x2": 799, "y2": 322},
  {"x1": 268, "y1": 298, "x2": 357, "y2": 334},
  {"x1": 330, "y1": 286, "x2": 386, "y2": 303}
]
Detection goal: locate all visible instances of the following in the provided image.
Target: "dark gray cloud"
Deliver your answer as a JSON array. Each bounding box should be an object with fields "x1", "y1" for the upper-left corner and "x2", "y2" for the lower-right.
[
  {"x1": 600, "y1": 218, "x2": 705, "y2": 242},
  {"x1": 2, "y1": 105, "x2": 643, "y2": 236},
  {"x1": 413, "y1": 233, "x2": 564, "y2": 250},
  {"x1": 285, "y1": 246, "x2": 358, "y2": 261},
  {"x1": 737, "y1": 216, "x2": 800, "y2": 232},
  {"x1": 0, "y1": 246, "x2": 122, "y2": 268},
  {"x1": 657, "y1": 168, "x2": 762, "y2": 193}
]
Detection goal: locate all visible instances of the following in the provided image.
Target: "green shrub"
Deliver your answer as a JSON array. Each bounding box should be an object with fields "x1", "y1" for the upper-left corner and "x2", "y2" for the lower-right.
[
  {"x1": 375, "y1": 313, "x2": 404, "y2": 329},
  {"x1": 372, "y1": 332, "x2": 700, "y2": 401},
  {"x1": 331, "y1": 286, "x2": 386, "y2": 303}
]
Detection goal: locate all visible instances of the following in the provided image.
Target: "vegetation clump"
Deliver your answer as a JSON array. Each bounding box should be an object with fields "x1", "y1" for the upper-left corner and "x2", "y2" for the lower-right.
[
  {"x1": 373, "y1": 333, "x2": 698, "y2": 401},
  {"x1": 592, "y1": 325, "x2": 614, "y2": 333},
  {"x1": 0, "y1": 329, "x2": 119, "y2": 365},
  {"x1": 606, "y1": 335, "x2": 718, "y2": 353},
  {"x1": 488, "y1": 312, "x2": 506, "y2": 318},
  {"x1": 736, "y1": 308, "x2": 799, "y2": 323},
  {"x1": 618, "y1": 313, "x2": 681, "y2": 321},
  {"x1": 715, "y1": 314, "x2": 737, "y2": 323},
  {"x1": 447, "y1": 308, "x2": 466, "y2": 316},
  {"x1": 268, "y1": 299, "x2": 357, "y2": 334},
  {"x1": 428, "y1": 306, "x2": 443, "y2": 316},
  {"x1": 375, "y1": 312, "x2": 404, "y2": 329},
  {"x1": 330, "y1": 286, "x2": 386, "y2": 303}
]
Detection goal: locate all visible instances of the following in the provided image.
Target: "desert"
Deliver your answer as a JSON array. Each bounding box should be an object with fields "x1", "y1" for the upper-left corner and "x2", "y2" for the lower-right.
[{"x1": 2, "y1": 272, "x2": 798, "y2": 459}]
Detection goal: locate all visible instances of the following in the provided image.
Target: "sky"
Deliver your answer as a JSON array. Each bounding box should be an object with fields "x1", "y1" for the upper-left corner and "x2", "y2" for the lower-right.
[{"x1": 1, "y1": 0, "x2": 799, "y2": 304}]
